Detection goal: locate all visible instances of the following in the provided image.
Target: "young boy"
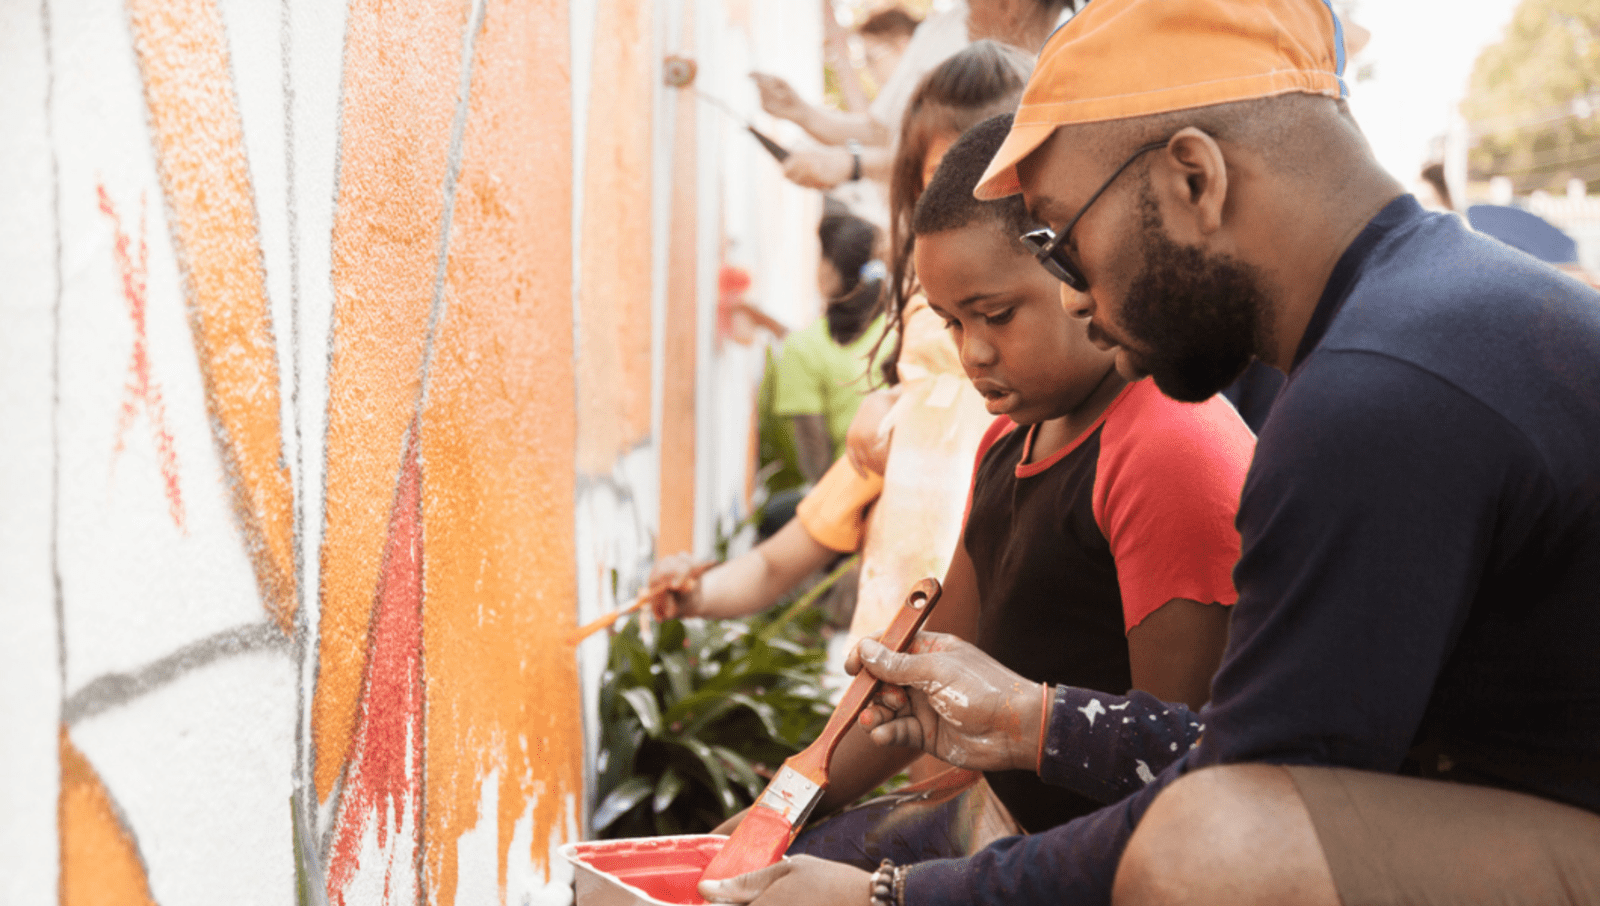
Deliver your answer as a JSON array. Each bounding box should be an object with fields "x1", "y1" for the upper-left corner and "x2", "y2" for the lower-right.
[
  {"x1": 897, "y1": 112, "x2": 1255, "y2": 833},
  {"x1": 779, "y1": 114, "x2": 1255, "y2": 856}
]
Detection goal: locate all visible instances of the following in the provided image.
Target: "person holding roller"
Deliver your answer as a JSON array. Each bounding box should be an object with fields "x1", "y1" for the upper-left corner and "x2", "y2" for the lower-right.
[{"x1": 699, "y1": 0, "x2": 1600, "y2": 904}]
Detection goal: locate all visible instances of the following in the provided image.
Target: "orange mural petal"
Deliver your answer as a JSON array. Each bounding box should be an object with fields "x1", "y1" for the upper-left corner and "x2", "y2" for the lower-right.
[
  {"x1": 326, "y1": 424, "x2": 425, "y2": 905},
  {"x1": 420, "y1": 0, "x2": 581, "y2": 898},
  {"x1": 314, "y1": 0, "x2": 474, "y2": 802},
  {"x1": 125, "y1": 0, "x2": 295, "y2": 632},
  {"x1": 658, "y1": 0, "x2": 700, "y2": 557},
  {"x1": 59, "y1": 730, "x2": 159, "y2": 906},
  {"x1": 576, "y1": 0, "x2": 654, "y2": 475}
]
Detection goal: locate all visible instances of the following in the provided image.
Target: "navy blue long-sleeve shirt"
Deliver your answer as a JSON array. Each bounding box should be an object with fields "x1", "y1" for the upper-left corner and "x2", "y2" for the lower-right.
[{"x1": 905, "y1": 195, "x2": 1600, "y2": 905}]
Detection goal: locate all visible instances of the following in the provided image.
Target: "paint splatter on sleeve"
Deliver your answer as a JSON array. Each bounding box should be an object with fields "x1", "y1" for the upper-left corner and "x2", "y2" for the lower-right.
[{"x1": 1036, "y1": 685, "x2": 1202, "y2": 804}]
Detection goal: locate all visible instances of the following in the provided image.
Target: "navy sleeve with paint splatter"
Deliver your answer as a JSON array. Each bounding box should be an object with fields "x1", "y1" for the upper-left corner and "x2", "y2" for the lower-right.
[{"x1": 1035, "y1": 686, "x2": 1202, "y2": 804}]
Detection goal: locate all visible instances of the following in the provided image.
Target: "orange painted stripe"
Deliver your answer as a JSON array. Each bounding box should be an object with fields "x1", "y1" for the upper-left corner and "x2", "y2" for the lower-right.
[
  {"x1": 125, "y1": 0, "x2": 295, "y2": 633},
  {"x1": 576, "y1": 0, "x2": 655, "y2": 475},
  {"x1": 658, "y1": 1, "x2": 699, "y2": 557},
  {"x1": 59, "y1": 730, "x2": 158, "y2": 906},
  {"x1": 314, "y1": 0, "x2": 473, "y2": 801},
  {"x1": 420, "y1": 0, "x2": 581, "y2": 898}
]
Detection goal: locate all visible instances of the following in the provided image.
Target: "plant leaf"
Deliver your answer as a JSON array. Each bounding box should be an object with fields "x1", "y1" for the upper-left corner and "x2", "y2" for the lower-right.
[
  {"x1": 621, "y1": 687, "x2": 664, "y2": 738},
  {"x1": 653, "y1": 766, "x2": 686, "y2": 814},
  {"x1": 593, "y1": 776, "x2": 652, "y2": 832}
]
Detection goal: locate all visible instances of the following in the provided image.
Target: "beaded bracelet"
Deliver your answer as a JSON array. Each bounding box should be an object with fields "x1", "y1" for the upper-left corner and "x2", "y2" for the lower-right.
[{"x1": 869, "y1": 859, "x2": 903, "y2": 906}]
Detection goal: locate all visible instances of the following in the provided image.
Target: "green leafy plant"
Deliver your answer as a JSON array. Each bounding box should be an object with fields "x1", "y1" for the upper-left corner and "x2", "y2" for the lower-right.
[{"x1": 591, "y1": 559, "x2": 856, "y2": 838}]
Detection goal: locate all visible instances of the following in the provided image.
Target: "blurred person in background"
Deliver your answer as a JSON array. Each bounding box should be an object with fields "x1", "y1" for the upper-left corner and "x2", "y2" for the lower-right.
[{"x1": 754, "y1": 0, "x2": 1073, "y2": 190}]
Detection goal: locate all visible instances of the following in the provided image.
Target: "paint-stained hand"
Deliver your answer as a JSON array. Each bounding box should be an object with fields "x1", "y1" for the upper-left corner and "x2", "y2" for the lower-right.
[
  {"x1": 648, "y1": 553, "x2": 708, "y2": 620},
  {"x1": 781, "y1": 147, "x2": 854, "y2": 190},
  {"x1": 849, "y1": 632, "x2": 1048, "y2": 773},
  {"x1": 845, "y1": 387, "x2": 898, "y2": 478},
  {"x1": 700, "y1": 856, "x2": 870, "y2": 905}
]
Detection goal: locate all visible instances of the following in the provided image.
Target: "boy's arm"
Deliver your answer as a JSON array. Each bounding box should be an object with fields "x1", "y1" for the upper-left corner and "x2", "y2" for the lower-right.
[
  {"x1": 655, "y1": 518, "x2": 836, "y2": 620},
  {"x1": 1126, "y1": 598, "x2": 1229, "y2": 711}
]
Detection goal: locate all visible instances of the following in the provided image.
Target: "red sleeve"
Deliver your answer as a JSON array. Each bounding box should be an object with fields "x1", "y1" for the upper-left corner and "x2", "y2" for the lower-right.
[
  {"x1": 1092, "y1": 381, "x2": 1254, "y2": 631},
  {"x1": 961, "y1": 416, "x2": 1019, "y2": 528}
]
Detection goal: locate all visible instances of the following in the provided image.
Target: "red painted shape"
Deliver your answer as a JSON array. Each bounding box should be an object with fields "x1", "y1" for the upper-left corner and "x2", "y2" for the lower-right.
[
  {"x1": 325, "y1": 421, "x2": 426, "y2": 904},
  {"x1": 99, "y1": 184, "x2": 185, "y2": 531},
  {"x1": 570, "y1": 837, "x2": 727, "y2": 905}
]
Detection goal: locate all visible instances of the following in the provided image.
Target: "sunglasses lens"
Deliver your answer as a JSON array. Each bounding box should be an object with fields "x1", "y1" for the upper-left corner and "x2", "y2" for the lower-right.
[{"x1": 1022, "y1": 230, "x2": 1086, "y2": 291}]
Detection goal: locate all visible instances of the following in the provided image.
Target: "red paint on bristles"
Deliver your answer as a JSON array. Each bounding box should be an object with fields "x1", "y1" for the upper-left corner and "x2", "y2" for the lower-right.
[
  {"x1": 700, "y1": 578, "x2": 944, "y2": 886},
  {"x1": 701, "y1": 807, "x2": 795, "y2": 883}
]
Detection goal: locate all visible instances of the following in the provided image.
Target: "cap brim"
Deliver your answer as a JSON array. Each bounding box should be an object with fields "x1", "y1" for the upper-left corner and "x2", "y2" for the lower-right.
[{"x1": 973, "y1": 122, "x2": 1056, "y2": 200}]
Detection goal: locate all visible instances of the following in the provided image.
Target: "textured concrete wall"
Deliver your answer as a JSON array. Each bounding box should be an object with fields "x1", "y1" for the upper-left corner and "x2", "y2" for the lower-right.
[{"x1": 0, "y1": 0, "x2": 814, "y2": 903}]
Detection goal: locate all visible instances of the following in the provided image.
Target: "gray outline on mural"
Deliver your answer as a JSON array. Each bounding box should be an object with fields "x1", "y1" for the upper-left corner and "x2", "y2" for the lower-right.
[
  {"x1": 62, "y1": 622, "x2": 291, "y2": 726},
  {"x1": 41, "y1": 0, "x2": 67, "y2": 708}
]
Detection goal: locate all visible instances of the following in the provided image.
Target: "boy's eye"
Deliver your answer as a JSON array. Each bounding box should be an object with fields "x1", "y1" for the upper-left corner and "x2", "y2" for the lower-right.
[
  {"x1": 983, "y1": 308, "x2": 1015, "y2": 326},
  {"x1": 940, "y1": 317, "x2": 961, "y2": 332}
]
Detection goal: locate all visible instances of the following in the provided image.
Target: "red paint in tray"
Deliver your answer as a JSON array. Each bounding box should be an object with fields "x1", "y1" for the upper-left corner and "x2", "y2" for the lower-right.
[{"x1": 563, "y1": 836, "x2": 727, "y2": 905}]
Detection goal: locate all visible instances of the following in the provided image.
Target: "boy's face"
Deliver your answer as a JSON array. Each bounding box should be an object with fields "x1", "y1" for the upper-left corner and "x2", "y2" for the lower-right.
[{"x1": 917, "y1": 219, "x2": 1118, "y2": 424}]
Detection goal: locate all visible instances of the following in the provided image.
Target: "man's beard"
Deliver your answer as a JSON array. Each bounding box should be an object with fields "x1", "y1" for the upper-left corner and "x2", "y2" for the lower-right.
[{"x1": 1119, "y1": 188, "x2": 1271, "y2": 402}]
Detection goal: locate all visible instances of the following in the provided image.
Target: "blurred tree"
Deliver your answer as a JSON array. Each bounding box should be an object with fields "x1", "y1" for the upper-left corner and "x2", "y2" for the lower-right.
[{"x1": 1461, "y1": 0, "x2": 1600, "y2": 193}]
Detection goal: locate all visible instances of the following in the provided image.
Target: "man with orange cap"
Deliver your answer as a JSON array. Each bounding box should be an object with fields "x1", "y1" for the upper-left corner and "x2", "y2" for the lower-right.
[{"x1": 698, "y1": 1, "x2": 1600, "y2": 905}]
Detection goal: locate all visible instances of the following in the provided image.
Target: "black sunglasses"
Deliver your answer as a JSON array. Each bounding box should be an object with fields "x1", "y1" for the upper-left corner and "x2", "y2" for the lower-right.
[{"x1": 1020, "y1": 140, "x2": 1169, "y2": 291}]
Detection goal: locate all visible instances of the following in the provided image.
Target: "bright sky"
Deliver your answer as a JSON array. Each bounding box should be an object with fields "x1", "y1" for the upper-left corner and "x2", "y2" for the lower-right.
[{"x1": 1321, "y1": 0, "x2": 1524, "y2": 182}]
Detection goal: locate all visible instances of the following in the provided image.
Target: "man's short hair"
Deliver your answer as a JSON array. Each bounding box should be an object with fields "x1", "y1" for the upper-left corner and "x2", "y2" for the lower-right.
[{"x1": 913, "y1": 113, "x2": 1040, "y2": 243}]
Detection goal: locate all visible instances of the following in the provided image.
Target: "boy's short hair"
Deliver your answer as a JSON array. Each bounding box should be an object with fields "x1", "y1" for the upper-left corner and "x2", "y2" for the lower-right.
[
  {"x1": 912, "y1": 113, "x2": 1039, "y2": 243},
  {"x1": 859, "y1": 6, "x2": 919, "y2": 41}
]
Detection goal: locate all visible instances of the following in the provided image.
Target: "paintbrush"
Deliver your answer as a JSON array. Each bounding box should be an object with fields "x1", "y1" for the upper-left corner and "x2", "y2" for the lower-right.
[
  {"x1": 566, "y1": 560, "x2": 718, "y2": 645},
  {"x1": 699, "y1": 577, "x2": 943, "y2": 883},
  {"x1": 692, "y1": 90, "x2": 791, "y2": 162}
]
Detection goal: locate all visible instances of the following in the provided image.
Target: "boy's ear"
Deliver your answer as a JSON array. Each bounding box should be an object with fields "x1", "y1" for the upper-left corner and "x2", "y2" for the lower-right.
[{"x1": 1151, "y1": 128, "x2": 1228, "y2": 240}]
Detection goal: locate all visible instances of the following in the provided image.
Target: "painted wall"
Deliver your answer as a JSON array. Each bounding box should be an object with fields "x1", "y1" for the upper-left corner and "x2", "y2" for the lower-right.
[{"x1": 0, "y1": 0, "x2": 818, "y2": 903}]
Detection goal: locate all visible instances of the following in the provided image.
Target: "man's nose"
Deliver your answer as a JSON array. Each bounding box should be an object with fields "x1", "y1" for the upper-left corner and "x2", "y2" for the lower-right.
[{"x1": 1060, "y1": 284, "x2": 1093, "y2": 319}]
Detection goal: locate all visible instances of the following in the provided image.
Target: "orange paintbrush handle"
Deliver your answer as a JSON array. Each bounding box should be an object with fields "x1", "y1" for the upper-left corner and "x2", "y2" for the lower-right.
[{"x1": 565, "y1": 560, "x2": 717, "y2": 644}]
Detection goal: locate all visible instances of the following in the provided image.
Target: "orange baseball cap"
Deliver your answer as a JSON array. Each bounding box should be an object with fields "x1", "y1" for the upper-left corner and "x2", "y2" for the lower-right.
[{"x1": 975, "y1": 0, "x2": 1348, "y2": 200}]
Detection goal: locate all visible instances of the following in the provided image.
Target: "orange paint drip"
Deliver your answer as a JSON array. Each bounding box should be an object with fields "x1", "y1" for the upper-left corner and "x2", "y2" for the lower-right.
[
  {"x1": 575, "y1": 0, "x2": 654, "y2": 474},
  {"x1": 420, "y1": 0, "x2": 581, "y2": 898},
  {"x1": 326, "y1": 426, "x2": 426, "y2": 904},
  {"x1": 99, "y1": 185, "x2": 186, "y2": 531},
  {"x1": 314, "y1": 0, "x2": 472, "y2": 802},
  {"x1": 125, "y1": 0, "x2": 295, "y2": 633},
  {"x1": 658, "y1": 0, "x2": 699, "y2": 556},
  {"x1": 59, "y1": 729, "x2": 158, "y2": 906}
]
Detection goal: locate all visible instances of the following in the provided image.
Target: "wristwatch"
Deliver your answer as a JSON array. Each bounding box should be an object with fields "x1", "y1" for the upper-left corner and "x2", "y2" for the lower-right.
[{"x1": 847, "y1": 140, "x2": 863, "y2": 182}]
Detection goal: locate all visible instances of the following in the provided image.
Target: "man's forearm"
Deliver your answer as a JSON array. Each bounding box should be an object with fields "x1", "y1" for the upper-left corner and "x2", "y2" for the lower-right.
[{"x1": 795, "y1": 104, "x2": 889, "y2": 147}]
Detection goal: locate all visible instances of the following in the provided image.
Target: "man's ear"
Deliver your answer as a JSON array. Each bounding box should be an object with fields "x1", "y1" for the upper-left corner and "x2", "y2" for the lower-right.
[{"x1": 1153, "y1": 127, "x2": 1228, "y2": 239}]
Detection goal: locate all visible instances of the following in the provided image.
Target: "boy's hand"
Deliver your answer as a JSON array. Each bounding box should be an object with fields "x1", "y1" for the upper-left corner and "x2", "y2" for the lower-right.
[
  {"x1": 699, "y1": 856, "x2": 869, "y2": 905},
  {"x1": 848, "y1": 632, "x2": 1047, "y2": 773},
  {"x1": 648, "y1": 553, "x2": 708, "y2": 620}
]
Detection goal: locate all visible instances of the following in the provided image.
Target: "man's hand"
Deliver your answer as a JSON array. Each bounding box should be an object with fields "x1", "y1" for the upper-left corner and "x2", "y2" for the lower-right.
[
  {"x1": 781, "y1": 147, "x2": 854, "y2": 190},
  {"x1": 845, "y1": 387, "x2": 898, "y2": 477},
  {"x1": 750, "y1": 72, "x2": 810, "y2": 125},
  {"x1": 848, "y1": 632, "x2": 1048, "y2": 773},
  {"x1": 647, "y1": 552, "x2": 707, "y2": 620},
  {"x1": 699, "y1": 856, "x2": 870, "y2": 905}
]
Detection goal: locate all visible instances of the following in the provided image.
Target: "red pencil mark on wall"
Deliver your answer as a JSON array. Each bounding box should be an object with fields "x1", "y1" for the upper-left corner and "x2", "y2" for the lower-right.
[
  {"x1": 326, "y1": 422, "x2": 426, "y2": 905},
  {"x1": 99, "y1": 184, "x2": 186, "y2": 532}
]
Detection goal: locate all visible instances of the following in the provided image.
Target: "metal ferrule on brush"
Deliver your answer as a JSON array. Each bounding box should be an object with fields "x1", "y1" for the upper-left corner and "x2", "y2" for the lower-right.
[{"x1": 753, "y1": 764, "x2": 822, "y2": 827}]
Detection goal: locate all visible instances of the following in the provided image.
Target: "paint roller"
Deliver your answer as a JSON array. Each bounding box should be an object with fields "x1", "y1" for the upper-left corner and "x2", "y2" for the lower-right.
[{"x1": 663, "y1": 55, "x2": 790, "y2": 162}]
